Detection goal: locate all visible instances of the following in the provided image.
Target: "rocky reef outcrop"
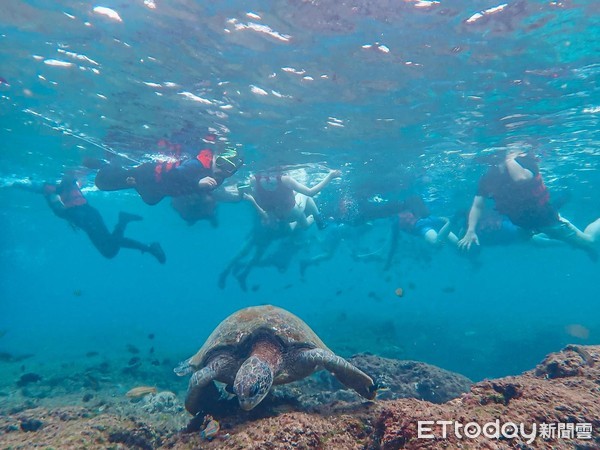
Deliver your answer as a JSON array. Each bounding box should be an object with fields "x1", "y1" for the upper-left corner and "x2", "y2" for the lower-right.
[{"x1": 0, "y1": 346, "x2": 598, "y2": 449}]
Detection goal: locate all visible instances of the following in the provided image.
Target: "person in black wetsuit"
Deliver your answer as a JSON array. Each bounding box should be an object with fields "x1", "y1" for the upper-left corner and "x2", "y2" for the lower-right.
[
  {"x1": 13, "y1": 175, "x2": 166, "y2": 263},
  {"x1": 92, "y1": 147, "x2": 243, "y2": 206}
]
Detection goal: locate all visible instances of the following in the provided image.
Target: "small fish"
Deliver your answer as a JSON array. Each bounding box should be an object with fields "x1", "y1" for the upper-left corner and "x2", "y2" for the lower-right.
[
  {"x1": 17, "y1": 373, "x2": 42, "y2": 387},
  {"x1": 442, "y1": 286, "x2": 456, "y2": 294},
  {"x1": 147, "y1": 333, "x2": 155, "y2": 340},
  {"x1": 85, "y1": 351, "x2": 99, "y2": 358},
  {"x1": 394, "y1": 287, "x2": 404, "y2": 297},
  {"x1": 201, "y1": 416, "x2": 220, "y2": 440},
  {"x1": 126, "y1": 344, "x2": 140, "y2": 354},
  {"x1": 128, "y1": 357, "x2": 141, "y2": 366},
  {"x1": 0, "y1": 352, "x2": 33, "y2": 362},
  {"x1": 0, "y1": 76, "x2": 9, "y2": 86},
  {"x1": 126, "y1": 386, "x2": 157, "y2": 398},
  {"x1": 73, "y1": 289, "x2": 82, "y2": 297},
  {"x1": 565, "y1": 324, "x2": 590, "y2": 340}
]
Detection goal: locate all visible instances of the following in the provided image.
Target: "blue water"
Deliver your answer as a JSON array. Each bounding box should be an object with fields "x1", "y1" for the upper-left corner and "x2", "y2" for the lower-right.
[{"x1": 1, "y1": 0, "x2": 599, "y2": 390}]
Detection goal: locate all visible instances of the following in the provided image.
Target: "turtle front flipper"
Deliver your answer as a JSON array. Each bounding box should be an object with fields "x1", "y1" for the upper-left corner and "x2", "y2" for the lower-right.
[
  {"x1": 185, "y1": 366, "x2": 220, "y2": 415},
  {"x1": 300, "y1": 348, "x2": 376, "y2": 400},
  {"x1": 184, "y1": 354, "x2": 236, "y2": 415},
  {"x1": 174, "y1": 358, "x2": 194, "y2": 376}
]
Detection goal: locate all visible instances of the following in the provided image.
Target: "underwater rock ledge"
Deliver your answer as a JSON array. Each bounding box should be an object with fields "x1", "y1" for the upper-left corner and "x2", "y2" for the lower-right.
[{"x1": 0, "y1": 345, "x2": 598, "y2": 449}]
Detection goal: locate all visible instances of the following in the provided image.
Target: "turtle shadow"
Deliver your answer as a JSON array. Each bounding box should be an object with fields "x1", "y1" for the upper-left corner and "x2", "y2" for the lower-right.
[{"x1": 182, "y1": 378, "x2": 373, "y2": 433}]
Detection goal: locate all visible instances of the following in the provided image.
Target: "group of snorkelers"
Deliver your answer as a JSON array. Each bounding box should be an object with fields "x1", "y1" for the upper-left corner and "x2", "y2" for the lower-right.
[{"x1": 12, "y1": 141, "x2": 600, "y2": 286}]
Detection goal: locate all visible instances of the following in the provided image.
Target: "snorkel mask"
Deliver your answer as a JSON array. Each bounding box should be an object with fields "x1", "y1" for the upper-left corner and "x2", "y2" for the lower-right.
[{"x1": 215, "y1": 148, "x2": 243, "y2": 176}]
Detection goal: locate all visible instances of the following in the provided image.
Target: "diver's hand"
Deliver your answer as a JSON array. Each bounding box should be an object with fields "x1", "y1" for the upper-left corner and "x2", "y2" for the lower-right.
[
  {"x1": 198, "y1": 176, "x2": 218, "y2": 189},
  {"x1": 458, "y1": 230, "x2": 479, "y2": 251},
  {"x1": 126, "y1": 176, "x2": 136, "y2": 186},
  {"x1": 329, "y1": 169, "x2": 342, "y2": 179}
]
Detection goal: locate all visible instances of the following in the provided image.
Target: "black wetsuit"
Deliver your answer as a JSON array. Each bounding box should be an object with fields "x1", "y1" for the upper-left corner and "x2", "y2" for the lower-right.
[{"x1": 19, "y1": 178, "x2": 165, "y2": 263}]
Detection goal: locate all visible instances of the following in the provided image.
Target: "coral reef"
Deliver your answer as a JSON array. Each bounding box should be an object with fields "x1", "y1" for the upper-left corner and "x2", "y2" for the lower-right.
[{"x1": 0, "y1": 346, "x2": 598, "y2": 449}]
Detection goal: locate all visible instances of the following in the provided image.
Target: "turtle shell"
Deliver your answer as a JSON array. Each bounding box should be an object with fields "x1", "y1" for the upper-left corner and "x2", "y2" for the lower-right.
[{"x1": 187, "y1": 305, "x2": 329, "y2": 368}]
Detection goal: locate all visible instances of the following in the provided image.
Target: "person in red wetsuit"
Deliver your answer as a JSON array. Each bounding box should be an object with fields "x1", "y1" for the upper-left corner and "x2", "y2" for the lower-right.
[
  {"x1": 458, "y1": 148, "x2": 600, "y2": 260},
  {"x1": 13, "y1": 175, "x2": 166, "y2": 263},
  {"x1": 243, "y1": 169, "x2": 341, "y2": 230}
]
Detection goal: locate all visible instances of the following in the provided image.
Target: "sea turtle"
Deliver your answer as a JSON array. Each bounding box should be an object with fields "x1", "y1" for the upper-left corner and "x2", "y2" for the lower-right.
[{"x1": 175, "y1": 305, "x2": 376, "y2": 414}]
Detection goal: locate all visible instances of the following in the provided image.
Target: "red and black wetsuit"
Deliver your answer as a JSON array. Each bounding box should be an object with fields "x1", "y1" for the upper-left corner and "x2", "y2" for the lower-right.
[
  {"x1": 253, "y1": 174, "x2": 296, "y2": 218},
  {"x1": 43, "y1": 178, "x2": 157, "y2": 259},
  {"x1": 477, "y1": 154, "x2": 558, "y2": 231},
  {"x1": 95, "y1": 149, "x2": 220, "y2": 205}
]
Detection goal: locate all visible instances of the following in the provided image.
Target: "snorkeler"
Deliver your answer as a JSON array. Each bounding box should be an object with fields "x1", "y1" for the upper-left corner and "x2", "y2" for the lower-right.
[
  {"x1": 13, "y1": 175, "x2": 166, "y2": 263},
  {"x1": 458, "y1": 148, "x2": 600, "y2": 259},
  {"x1": 300, "y1": 193, "x2": 403, "y2": 276},
  {"x1": 384, "y1": 195, "x2": 459, "y2": 270},
  {"x1": 92, "y1": 147, "x2": 243, "y2": 206},
  {"x1": 218, "y1": 218, "x2": 295, "y2": 291},
  {"x1": 243, "y1": 169, "x2": 341, "y2": 230}
]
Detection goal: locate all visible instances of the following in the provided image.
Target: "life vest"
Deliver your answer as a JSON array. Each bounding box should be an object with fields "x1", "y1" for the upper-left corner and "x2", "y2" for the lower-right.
[
  {"x1": 154, "y1": 160, "x2": 181, "y2": 182},
  {"x1": 495, "y1": 173, "x2": 556, "y2": 229},
  {"x1": 254, "y1": 174, "x2": 296, "y2": 215},
  {"x1": 52, "y1": 181, "x2": 87, "y2": 208}
]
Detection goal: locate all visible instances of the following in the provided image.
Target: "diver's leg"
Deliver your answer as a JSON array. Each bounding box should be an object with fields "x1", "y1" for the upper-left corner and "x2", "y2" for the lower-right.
[
  {"x1": 544, "y1": 217, "x2": 597, "y2": 261},
  {"x1": 75, "y1": 205, "x2": 120, "y2": 258},
  {"x1": 303, "y1": 197, "x2": 326, "y2": 229},
  {"x1": 219, "y1": 236, "x2": 255, "y2": 289},
  {"x1": 95, "y1": 164, "x2": 132, "y2": 191},
  {"x1": 583, "y1": 218, "x2": 600, "y2": 243},
  {"x1": 111, "y1": 211, "x2": 165, "y2": 263},
  {"x1": 235, "y1": 241, "x2": 270, "y2": 291},
  {"x1": 113, "y1": 211, "x2": 143, "y2": 238}
]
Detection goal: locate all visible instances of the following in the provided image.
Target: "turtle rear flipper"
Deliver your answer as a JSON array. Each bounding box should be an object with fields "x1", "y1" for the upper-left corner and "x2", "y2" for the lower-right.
[{"x1": 300, "y1": 348, "x2": 376, "y2": 400}]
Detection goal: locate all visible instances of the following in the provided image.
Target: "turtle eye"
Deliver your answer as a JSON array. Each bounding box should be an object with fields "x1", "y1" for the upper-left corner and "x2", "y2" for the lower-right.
[{"x1": 249, "y1": 382, "x2": 261, "y2": 398}]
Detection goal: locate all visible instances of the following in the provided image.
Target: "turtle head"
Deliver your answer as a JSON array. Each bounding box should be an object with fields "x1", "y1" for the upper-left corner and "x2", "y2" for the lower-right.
[{"x1": 234, "y1": 355, "x2": 273, "y2": 411}]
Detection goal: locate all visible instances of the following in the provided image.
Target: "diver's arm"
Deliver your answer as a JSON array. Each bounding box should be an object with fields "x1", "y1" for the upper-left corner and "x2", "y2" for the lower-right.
[
  {"x1": 505, "y1": 151, "x2": 533, "y2": 181},
  {"x1": 283, "y1": 170, "x2": 341, "y2": 197},
  {"x1": 243, "y1": 193, "x2": 269, "y2": 222},
  {"x1": 457, "y1": 196, "x2": 484, "y2": 250},
  {"x1": 12, "y1": 180, "x2": 45, "y2": 194}
]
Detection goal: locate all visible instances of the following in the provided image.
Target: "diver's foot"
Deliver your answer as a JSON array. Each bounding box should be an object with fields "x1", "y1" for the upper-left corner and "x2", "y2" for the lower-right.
[
  {"x1": 82, "y1": 157, "x2": 108, "y2": 170},
  {"x1": 149, "y1": 242, "x2": 166, "y2": 264},
  {"x1": 235, "y1": 273, "x2": 248, "y2": 292},
  {"x1": 315, "y1": 215, "x2": 328, "y2": 230},
  {"x1": 299, "y1": 261, "x2": 309, "y2": 277},
  {"x1": 217, "y1": 272, "x2": 228, "y2": 290},
  {"x1": 119, "y1": 211, "x2": 144, "y2": 224}
]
